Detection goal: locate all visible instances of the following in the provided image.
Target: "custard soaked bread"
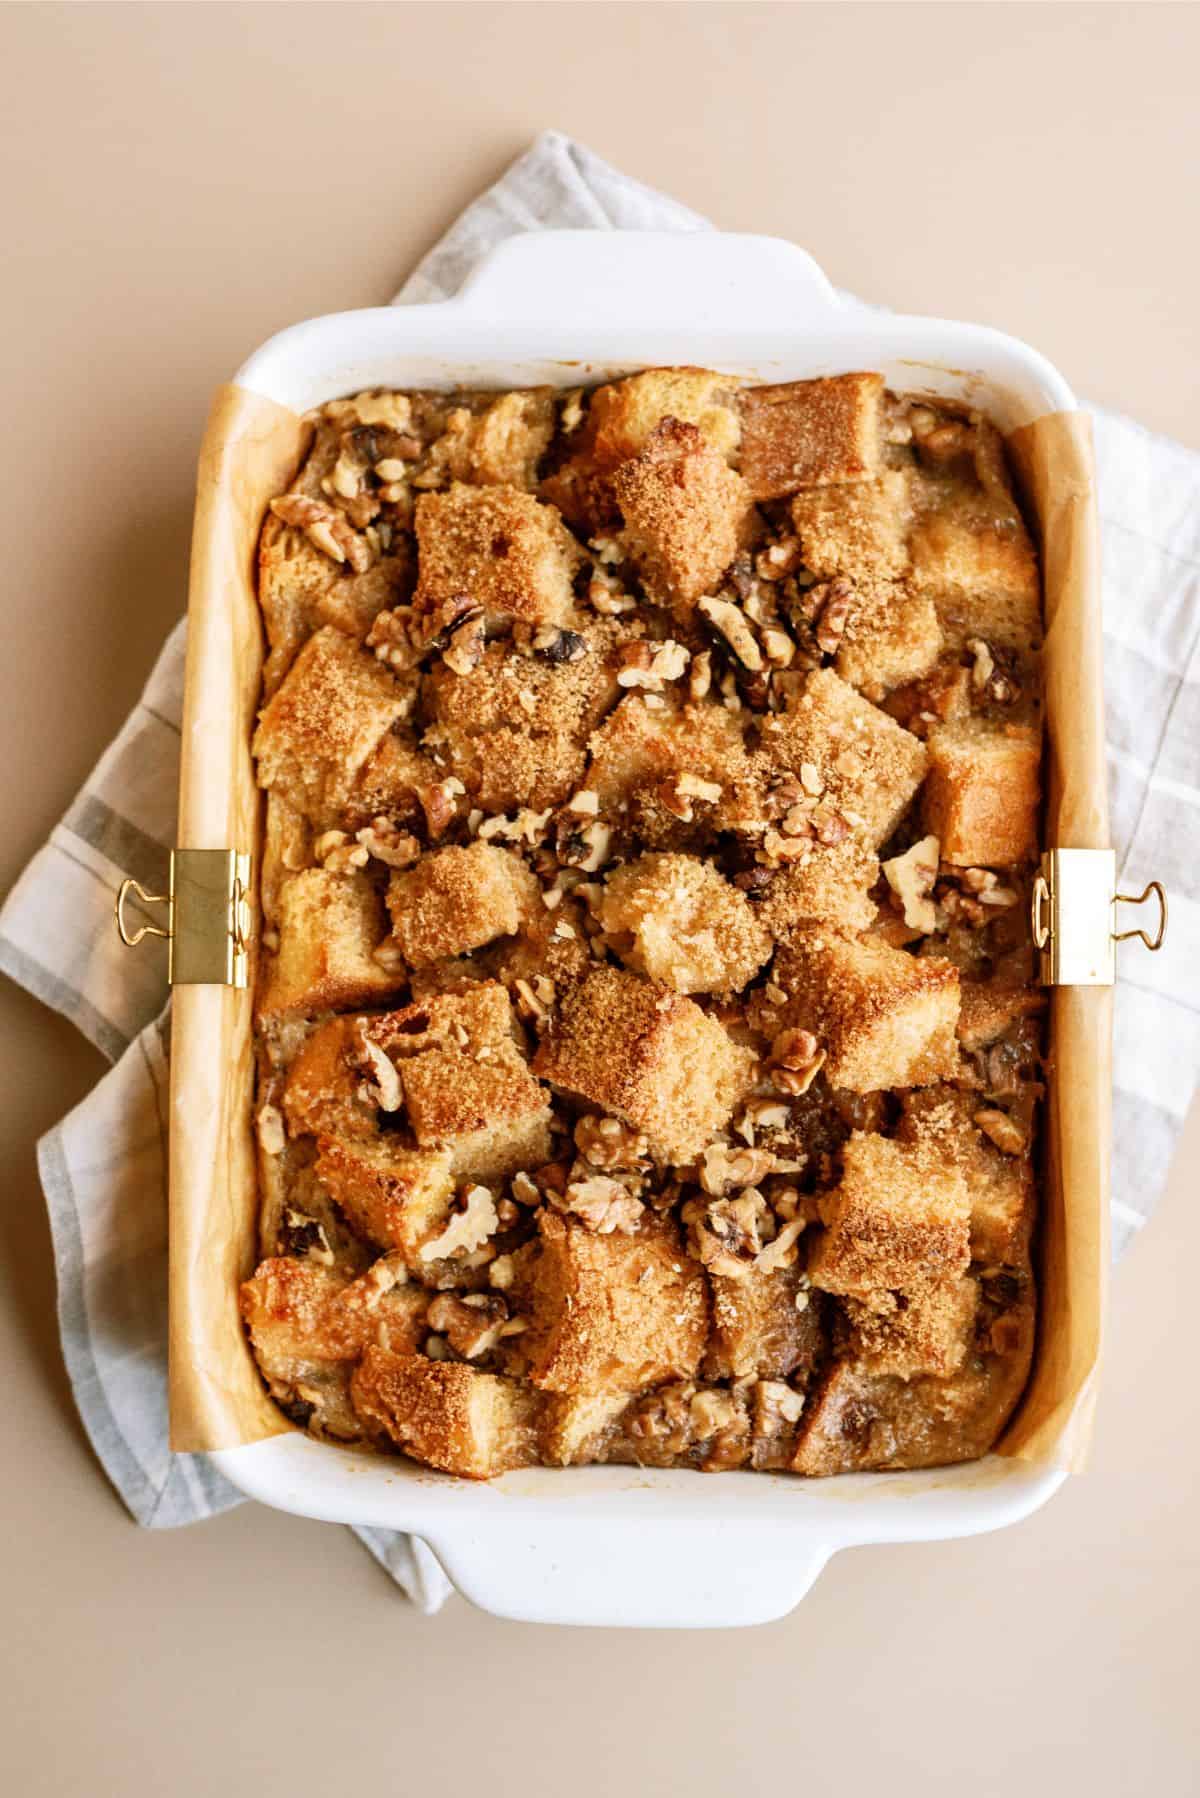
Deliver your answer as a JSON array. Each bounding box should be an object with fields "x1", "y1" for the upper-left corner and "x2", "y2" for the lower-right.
[{"x1": 245, "y1": 370, "x2": 1043, "y2": 1477}]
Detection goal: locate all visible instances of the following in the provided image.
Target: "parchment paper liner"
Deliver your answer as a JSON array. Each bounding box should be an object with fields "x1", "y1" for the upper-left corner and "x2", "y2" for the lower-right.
[{"x1": 170, "y1": 387, "x2": 1111, "y2": 1473}]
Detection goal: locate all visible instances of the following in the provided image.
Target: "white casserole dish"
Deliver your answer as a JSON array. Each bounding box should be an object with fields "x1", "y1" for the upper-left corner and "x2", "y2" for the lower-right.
[{"x1": 202, "y1": 231, "x2": 1089, "y2": 1628}]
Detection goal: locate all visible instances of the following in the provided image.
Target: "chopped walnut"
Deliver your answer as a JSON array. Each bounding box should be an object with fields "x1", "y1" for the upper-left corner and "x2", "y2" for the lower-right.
[
  {"x1": 270, "y1": 494, "x2": 372, "y2": 572},
  {"x1": 256, "y1": 1103, "x2": 286, "y2": 1157},
  {"x1": 698, "y1": 595, "x2": 764, "y2": 671},
  {"x1": 442, "y1": 609, "x2": 486, "y2": 676},
  {"x1": 560, "y1": 1174, "x2": 645, "y2": 1235},
  {"x1": 974, "y1": 1107, "x2": 1030, "y2": 1156},
  {"x1": 687, "y1": 1189, "x2": 773, "y2": 1277},
  {"x1": 355, "y1": 817, "x2": 421, "y2": 869},
  {"x1": 418, "y1": 1184, "x2": 499, "y2": 1262},
  {"x1": 313, "y1": 829, "x2": 369, "y2": 873},
  {"x1": 698, "y1": 1142, "x2": 777, "y2": 1196},
  {"x1": 616, "y1": 640, "x2": 689, "y2": 690},
  {"x1": 770, "y1": 1028, "x2": 826, "y2": 1096},
  {"x1": 812, "y1": 577, "x2": 856, "y2": 654},
  {"x1": 882, "y1": 834, "x2": 940, "y2": 933},
  {"x1": 754, "y1": 1379, "x2": 805, "y2": 1435},
  {"x1": 689, "y1": 650, "x2": 713, "y2": 701},
  {"x1": 417, "y1": 776, "x2": 466, "y2": 838},
  {"x1": 574, "y1": 1114, "x2": 649, "y2": 1170},
  {"x1": 353, "y1": 1023, "x2": 402, "y2": 1111}
]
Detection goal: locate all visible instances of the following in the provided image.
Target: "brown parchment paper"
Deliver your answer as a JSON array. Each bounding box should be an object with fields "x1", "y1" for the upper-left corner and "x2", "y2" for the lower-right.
[{"x1": 169, "y1": 389, "x2": 1111, "y2": 1475}]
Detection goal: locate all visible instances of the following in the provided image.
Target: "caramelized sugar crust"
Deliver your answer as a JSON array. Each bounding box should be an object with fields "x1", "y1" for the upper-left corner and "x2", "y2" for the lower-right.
[{"x1": 245, "y1": 372, "x2": 1044, "y2": 1478}]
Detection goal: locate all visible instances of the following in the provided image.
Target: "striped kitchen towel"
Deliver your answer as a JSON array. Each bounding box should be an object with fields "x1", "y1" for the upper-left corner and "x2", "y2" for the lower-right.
[{"x1": 0, "y1": 130, "x2": 1196, "y2": 1604}]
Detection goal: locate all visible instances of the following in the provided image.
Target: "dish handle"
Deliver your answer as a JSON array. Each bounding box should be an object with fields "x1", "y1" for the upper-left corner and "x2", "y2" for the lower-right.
[
  {"x1": 453, "y1": 229, "x2": 844, "y2": 334},
  {"x1": 422, "y1": 1511, "x2": 834, "y2": 1629}
]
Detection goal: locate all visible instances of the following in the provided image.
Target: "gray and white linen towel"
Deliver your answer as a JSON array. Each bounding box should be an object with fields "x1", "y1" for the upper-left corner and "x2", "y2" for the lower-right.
[{"x1": 1, "y1": 131, "x2": 1197, "y2": 1610}]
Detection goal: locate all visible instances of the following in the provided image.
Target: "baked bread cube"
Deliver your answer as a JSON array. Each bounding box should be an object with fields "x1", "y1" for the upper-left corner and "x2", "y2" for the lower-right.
[
  {"x1": 586, "y1": 694, "x2": 758, "y2": 847},
  {"x1": 533, "y1": 966, "x2": 755, "y2": 1162},
  {"x1": 351, "y1": 1346, "x2": 542, "y2": 1478},
  {"x1": 898, "y1": 1085, "x2": 1035, "y2": 1266},
  {"x1": 467, "y1": 388, "x2": 556, "y2": 490},
  {"x1": 599, "y1": 853, "x2": 772, "y2": 994},
  {"x1": 258, "y1": 513, "x2": 413, "y2": 695},
  {"x1": 705, "y1": 1264, "x2": 825, "y2": 1382},
  {"x1": 922, "y1": 718, "x2": 1040, "y2": 865},
  {"x1": 612, "y1": 419, "x2": 755, "y2": 616},
  {"x1": 252, "y1": 625, "x2": 414, "y2": 821},
  {"x1": 790, "y1": 469, "x2": 911, "y2": 582},
  {"x1": 843, "y1": 1277, "x2": 979, "y2": 1380},
  {"x1": 792, "y1": 1270, "x2": 1034, "y2": 1473},
  {"x1": 259, "y1": 870, "x2": 401, "y2": 1016},
  {"x1": 909, "y1": 514, "x2": 1041, "y2": 654},
  {"x1": 413, "y1": 483, "x2": 581, "y2": 630},
  {"x1": 761, "y1": 670, "x2": 927, "y2": 850},
  {"x1": 756, "y1": 838, "x2": 880, "y2": 937},
  {"x1": 834, "y1": 585, "x2": 942, "y2": 703},
  {"x1": 739, "y1": 373, "x2": 884, "y2": 499},
  {"x1": 956, "y1": 980, "x2": 1046, "y2": 1052},
  {"x1": 282, "y1": 1016, "x2": 378, "y2": 1142},
  {"x1": 314, "y1": 1135, "x2": 456, "y2": 1260},
  {"x1": 386, "y1": 841, "x2": 538, "y2": 968},
  {"x1": 371, "y1": 983, "x2": 552, "y2": 1181},
  {"x1": 540, "y1": 1392, "x2": 633, "y2": 1466},
  {"x1": 240, "y1": 1258, "x2": 427, "y2": 1439},
  {"x1": 344, "y1": 729, "x2": 434, "y2": 830},
  {"x1": 807, "y1": 1130, "x2": 971, "y2": 1295},
  {"x1": 543, "y1": 368, "x2": 741, "y2": 532},
  {"x1": 524, "y1": 1213, "x2": 708, "y2": 1395},
  {"x1": 768, "y1": 923, "x2": 960, "y2": 1092},
  {"x1": 588, "y1": 367, "x2": 741, "y2": 469}
]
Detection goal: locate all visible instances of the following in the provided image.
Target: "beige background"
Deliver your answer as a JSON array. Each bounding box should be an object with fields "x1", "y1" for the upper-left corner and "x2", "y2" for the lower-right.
[{"x1": 2, "y1": 3, "x2": 1198, "y2": 1793}]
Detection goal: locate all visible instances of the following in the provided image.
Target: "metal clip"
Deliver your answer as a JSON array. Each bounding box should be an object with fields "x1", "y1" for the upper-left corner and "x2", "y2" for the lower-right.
[
  {"x1": 1031, "y1": 850, "x2": 1168, "y2": 986},
  {"x1": 114, "y1": 849, "x2": 252, "y2": 988}
]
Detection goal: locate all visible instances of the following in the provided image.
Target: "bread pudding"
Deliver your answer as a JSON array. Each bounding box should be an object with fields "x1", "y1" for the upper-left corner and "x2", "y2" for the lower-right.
[{"x1": 242, "y1": 369, "x2": 1044, "y2": 1479}]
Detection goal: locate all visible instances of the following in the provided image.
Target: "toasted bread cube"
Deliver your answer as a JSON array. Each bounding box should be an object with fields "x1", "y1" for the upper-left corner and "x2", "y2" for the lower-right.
[
  {"x1": 834, "y1": 586, "x2": 943, "y2": 703},
  {"x1": 314, "y1": 1135, "x2": 456, "y2": 1259},
  {"x1": 790, "y1": 469, "x2": 910, "y2": 581},
  {"x1": 351, "y1": 1347, "x2": 541, "y2": 1478},
  {"x1": 792, "y1": 1272, "x2": 1034, "y2": 1474},
  {"x1": 705, "y1": 1264, "x2": 825, "y2": 1381},
  {"x1": 739, "y1": 373, "x2": 884, "y2": 499},
  {"x1": 762, "y1": 670, "x2": 927, "y2": 850},
  {"x1": 252, "y1": 625, "x2": 412, "y2": 820},
  {"x1": 533, "y1": 966, "x2": 755, "y2": 1162},
  {"x1": 898, "y1": 1086, "x2": 1035, "y2": 1266},
  {"x1": 844, "y1": 1277, "x2": 978, "y2": 1379},
  {"x1": 241, "y1": 1258, "x2": 426, "y2": 1439},
  {"x1": 524, "y1": 1213, "x2": 708, "y2": 1395},
  {"x1": 540, "y1": 1392, "x2": 633, "y2": 1466},
  {"x1": 258, "y1": 513, "x2": 413, "y2": 694},
  {"x1": 424, "y1": 720, "x2": 587, "y2": 814},
  {"x1": 424, "y1": 622, "x2": 620, "y2": 741},
  {"x1": 909, "y1": 512, "x2": 1041, "y2": 653},
  {"x1": 808, "y1": 1131, "x2": 970, "y2": 1295},
  {"x1": 375, "y1": 982, "x2": 552, "y2": 1181},
  {"x1": 756, "y1": 839, "x2": 879, "y2": 936},
  {"x1": 344, "y1": 728, "x2": 433, "y2": 830},
  {"x1": 413, "y1": 483, "x2": 581, "y2": 630},
  {"x1": 386, "y1": 842, "x2": 538, "y2": 968},
  {"x1": 770, "y1": 923, "x2": 960, "y2": 1092},
  {"x1": 589, "y1": 367, "x2": 741, "y2": 469},
  {"x1": 599, "y1": 854, "x2": 772, "y2": 994},
  {"x1": 586, "y1": 694, "x2": 757, "y2": 846},
  {"x1": 468, "y1": 388, "x2": 556, "y2": 489},
  {"x1": 282, "y1": 1016, "x2": 377, "y2": 1142},
  {"x1": 259, "y1": 870, "x2": 401, "y2": 1016},
  {"x1": 612, "y1": 420, "x2": 755, "y2": 616},
  {"x1": 922, "y1": 718, "x2": 1040, "y2": 865}
]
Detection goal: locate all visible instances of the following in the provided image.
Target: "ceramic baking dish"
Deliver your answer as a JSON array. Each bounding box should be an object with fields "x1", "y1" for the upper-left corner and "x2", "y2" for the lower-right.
[{"x1": 161, "y1": 232, "x2": 1119, "y2": 1628}]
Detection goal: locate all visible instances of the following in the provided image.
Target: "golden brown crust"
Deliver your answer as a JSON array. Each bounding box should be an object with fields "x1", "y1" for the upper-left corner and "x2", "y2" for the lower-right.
[
  {"x1": 739, "y1": 373, "x2": 884, "y2": 499},
  {"x1": 413, "y1": 482, "x2": 581, "y2": 630},
  {"x1": 524, "y1": 1213, "x2": 708, "y2": 1395},
  {"x1": 808, "y1": 1131, "x2": 971, "y2": 1295},
  {"x1": 351, "y1": 1347, "x2": 542, "y2": 1478},
  {"x1": 612, "y1": 418, "x2": 755, "y2": 616}
]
